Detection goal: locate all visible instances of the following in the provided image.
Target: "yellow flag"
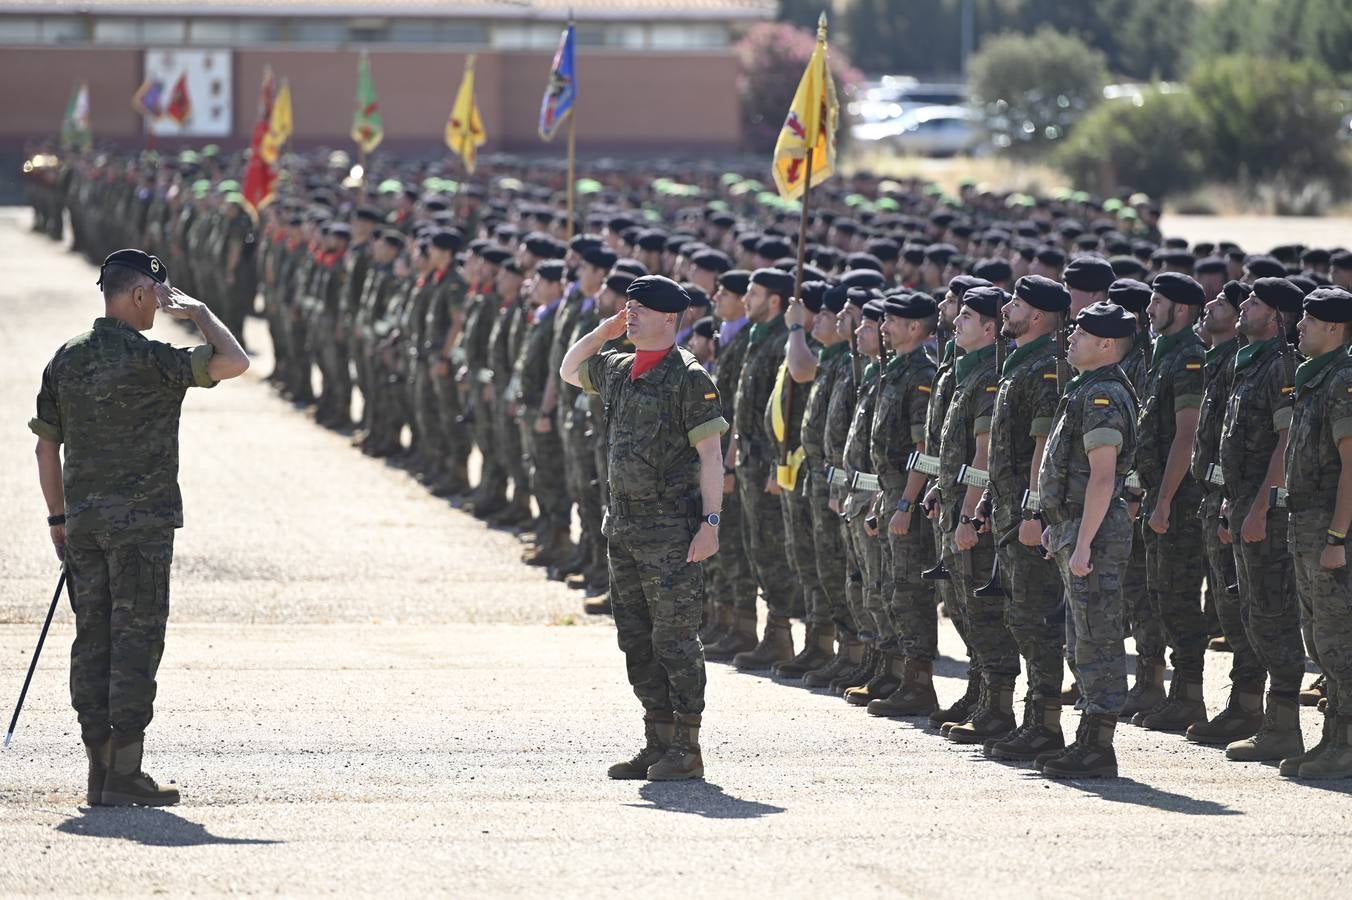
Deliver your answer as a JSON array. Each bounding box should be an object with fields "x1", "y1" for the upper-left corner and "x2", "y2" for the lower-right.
[
  {"x1": 446, "y1": 55, "x2": 486, "y2": 174},
  {"x1": 771, "y1": 14, "x2": 839, "y2": 200},
  {"x1": 260, "y1": 79, "x2": 292, "y2": 165}
]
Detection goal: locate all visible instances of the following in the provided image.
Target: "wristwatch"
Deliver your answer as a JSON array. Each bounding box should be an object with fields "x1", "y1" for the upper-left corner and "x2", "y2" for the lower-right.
[
  {"x1": 788, "y1": 323, "x2": 805, "y2": 333},
  {"x1": 703, "y1": 513, "x2": 721, "y2": 528},
  {"x1": 47, "y1": 513, "x2": 66, "y2": 527},
  {"x1": 960, "y1": 514, "x2": 976, "y2": 526},
  {"x1": 896, "y1": 498, "x2": 913, "y2": 513}
]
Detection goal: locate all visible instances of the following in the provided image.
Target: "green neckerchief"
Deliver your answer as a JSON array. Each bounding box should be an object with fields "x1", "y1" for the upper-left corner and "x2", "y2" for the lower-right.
[
  {"x1": 1064, "y1": 363, "x2": 1115, "y2": 395},
  {"x1": 1234, "y1": 336, "x2": 1279, "y2": 375},
  {"x1": 748, "y1": 313, "x2": 785, "y2": 344},
  {"x1": 862, "y1": 360, "x2": 880, "y2": 383},
  {"x1": 1001, "y1": 332, "x2": 1052, "y2": 377},
  {"x1": 1205, "y1": 336, "x2": 1238, "y2": 366},
  {"x1": 1149, "y1": 327, "x2": 1194, "y2": 370},
  {"x1": 1295, "y1": 346, "x2": 1345, "y2": 394},
  {"x1": 953, "y1": 342, "x2": 996, "y2": 386},
  {"x1": 940, "y1": 338, "x2": 956, "y2": 366},
  {"x1": 817, "y1": 341, "x2": 849, "y2": 364},
  {"x1": 885, "y1": 344, "x2": 925, "y2": 373}
]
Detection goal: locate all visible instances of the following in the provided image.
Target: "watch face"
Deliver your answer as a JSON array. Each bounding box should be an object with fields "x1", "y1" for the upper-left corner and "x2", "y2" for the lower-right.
[{"x1": 706, "y1": 513, "x2": 721, "y2": 527}]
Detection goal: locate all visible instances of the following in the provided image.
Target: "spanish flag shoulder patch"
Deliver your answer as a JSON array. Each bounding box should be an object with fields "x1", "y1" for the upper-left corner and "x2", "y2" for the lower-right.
[
  {"x1": 1281, "y1": 386, "x2": 1294, "y2": 395},
  {"x1": 986, "y1": 385, "x2": 998, "y2": 393},
  {"x1": 1043, "y1": 372, "x2": 1059, "y2": 381},
  {"x1": 703, "y1": 392, "x2": 717, "y2": 401},
  {"x1": 1184, "y1": 362, "x2": 1202, "y2": 371},
  {"x1": 918, "y1": 384, "x2": 932, "y2": 394},
  {"x1": 1092, "y1": 396, "x2": 1111, "y2": 407}
]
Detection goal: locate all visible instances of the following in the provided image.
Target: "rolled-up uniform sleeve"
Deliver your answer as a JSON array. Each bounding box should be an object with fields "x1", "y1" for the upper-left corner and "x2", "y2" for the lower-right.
[
  {"x1": 28, "y1": 360, "x2": 62, "y2": 443},
  {"x1": 578, "y1": 350, "x2": 618, "y2": 396},
  {"x1": 682, "y1": 365, "x2": 730, "y2": 447},
  {"x1": 150, "y1": 340, "x2": 218, "y2": 389}
]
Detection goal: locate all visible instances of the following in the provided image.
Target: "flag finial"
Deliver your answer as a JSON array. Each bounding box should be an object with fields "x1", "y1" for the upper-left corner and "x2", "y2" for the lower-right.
[{"x1": 817, "y1": 12, "x2": 828, "y2": 39}]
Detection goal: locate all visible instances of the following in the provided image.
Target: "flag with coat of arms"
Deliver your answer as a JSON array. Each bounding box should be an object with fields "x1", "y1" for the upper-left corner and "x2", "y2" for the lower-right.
[{"x1": 771, "y1": 14, "x2": 839, "y2": 200}]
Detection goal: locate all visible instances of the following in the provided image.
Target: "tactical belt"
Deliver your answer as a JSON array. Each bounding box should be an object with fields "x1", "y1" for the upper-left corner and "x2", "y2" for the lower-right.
[
  {"x1": 1125, "y1": 472, "x2": 1142, "y2": 491},
  {"x1": 608, "y1": 495, "x2": 697, "y2": 518},
  {"x1": 851, "y1": 472, "x2": 881, "y2": 493},
  {"x1": 825, "y1": 466, "x2": 851, "y2": 488},
  {"x1": 956, "y1": 464, "x2": 990, "y2": 489},
  {"x1": 1269, "y1": 486, "x2": 1289, "y2": 509},
  {"x1": 1204, "y1": 464, "x2": 1226, "y2": 487},
  {"x1": 906, "y1": 452, "x2": 941, "y2": 477}
]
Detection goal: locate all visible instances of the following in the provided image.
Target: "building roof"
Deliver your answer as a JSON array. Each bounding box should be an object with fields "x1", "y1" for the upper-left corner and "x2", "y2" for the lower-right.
[{"x1": 0, "y1": 0, "x2": 776, "y2": 21}]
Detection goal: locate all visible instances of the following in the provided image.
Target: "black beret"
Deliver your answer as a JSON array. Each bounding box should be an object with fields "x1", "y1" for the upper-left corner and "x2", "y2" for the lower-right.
[
  {"x1": 430, "y1": 228, "x2": 462, "y2": 252},
  {"x1": 751, "y1": 267, "x2": 795, "y2": 297},
  {"x1": 866, "y1": 238, "x2": 900, "y2": 262},
  {"x1": 800, "y1": 280, "x2": 829, "y2": 313},
  {"x1": 613, "y1": 258, "x2": 649, "y2": 278},
  {"x1": 1075, "y1": 301, "x2": 1138, "y2": 338},
  {"x1": 846, "y1": 287, "x2": 878, "y2": 309},
  {"x1": 832, "y1": 218, "x2": 859, "y2": 235},
  {"x1": 1109, "y1": 255, "x2": 1148, "y2": 280},
  {"x1": 901, "y1": 245, "x2": 927, "y2": 266},
  {"x1": 1303, "y1": 287, "x2": 1352, "y2": 323},
  {"x1": 1289, "y1": 275, "x2": 1318, "y2": 296},
  {"x1": 839, "y1": 268, "x2": 887, "y2": 291},
  {"x1": 708, "y1": 212, "x2": 736, "y2": 229},
  {"x1": 605, "y1": 272, "x2": 636, "y2": 294},
  {"x1": 1162, "y1": 249, "x2": 1196, "y2": 269},
  {"x1": 582, "y1": 247, "x2": 618, "y2": 270},
  {"x1": 606, "y1": 215, "x2": 636, "y2": 233},
  {"x1": 737, "y1": 232, "x2": 761, "y2": 252},
  {"x1": 1194, "y1": 256, "x2": 1228, "y2": 276},
  {"x1": 925, "y1": 242, "x2": 958, "y2": 264},
  {"x1": 1108, "y1": 278, "x2": 1153, "y2": 314},
  {"x1": 963, "y1": 286, "x2": 1009, "y2": 318},
  {"x1": 718, "y1": 269, "x2": 751, "y2": 295},
  {"x1": 1057, "y1": 220, "x2": 1085, "y2": 239},
  {"x1": 535, "y1": 260, "x2": 566, "y2": 283},
  {"x1": 691, "y1": 249, "x2": 732, "y2": 274},
  {"x1": 1244, "y1": 255, "x2": 1287, "y2": 279},
  {"x1": 1152, "y1": 272, "x2": 1207, "y2": 306},
  {"x1": 756, "y1": 237, "x2": 793, "y2": 260},
  {"x1": 524, "y1": 233, "x2": 565, "y2": 259},
  {"x1": 973, "y1": 258, "x2": 1012, "y2": 283},
  {"x1": 422, "y1": 197, "x2": 449, "y2": 212},
  {"x1": 569, "y1": 233, "x2": 604, "y2": 254},
  {"x1": 1220, "y1": 280, "x2": 1251, "y2": 309},
  {"x1": 929, "y1": 210, "x2": 956, "y2": 227},
  {"x1": 1063, "y1": 256, "x2": 1116, "y2": 293},
  {"x1": 796, "y1": 263, "x2": 828, "y2": 284},
  {"x1": 1250, "y1": 277, "x2": 1304, "y2": 313},
  {"x1": 381, "y1": 233, "x2": 407, "y2": 251},
  {"x1": 814, "y1": 247, "x2": 842, "y2": 270},
  {"x1": 627, "y1": 274, "x2": 690, "y2": 313},
  {"x1": 468, "y1": 238, "x2": 491, "y2": 254},
  {"x1": 683, "y1": 283, "x2": 711, "y2": 310},
  {"x1": 286, "y1": 215, "x2": 305, "y2": 227},
  {"x1": 846, "y1": 252, "x2": 884, "y2": 272},
  {"x1": 948, "y1": 274, "x2": 992, "y2": 299},
  {"x1": 823, "y1": 283, "x2": 849, "y2": 314},
  {"x1": 884, "y1": 292, "x2": 938, "y2": 319},
  {"x1": 1302, "y1": 248, "x2": 1331, "y2": 266},
  {"x1": 636, "y1": 230, "x2": 668, "y2": 252},
  {"x1": 97, "y1": 248, "x2": 168, "y2": 287},
  {"x1": 1015, "y1": 275, "x2": 1071, "y2": 313},
  {"x1": 690, "y1": 315, "x2": 717, "y2": 340},
  {"x1": 861, "y1": 299, "x2": 887, "y2": 322},
  {"x1": 354, "y1": 206, "x2": 382, "y2": 224},
  {"x1": 772, "y1": 257, "x2": 798, "y2": 272},
  {"x1": 1329, "y1": 250, "x2": 1352, "y2": 271},
  {"x1": 481, "y1": 245, "x2": 512, "y2": 266},
  {"x1": 951, "y1": 222, "x2": 976, "y2": 239},
  {"x1": 1036, "y1": 246, "x2": 1067, "y2": 269}
]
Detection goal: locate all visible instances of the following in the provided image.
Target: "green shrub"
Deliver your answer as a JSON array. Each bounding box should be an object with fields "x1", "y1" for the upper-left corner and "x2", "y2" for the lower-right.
[{"x1": 1056, "y1": 89, "x2": 1210, "y2": 198}]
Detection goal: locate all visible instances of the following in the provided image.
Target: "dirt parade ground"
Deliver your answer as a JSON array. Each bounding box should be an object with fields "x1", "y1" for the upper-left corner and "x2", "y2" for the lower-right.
[{"x1": 2, "y1": 209, "x2": 1351, "y2": 897}]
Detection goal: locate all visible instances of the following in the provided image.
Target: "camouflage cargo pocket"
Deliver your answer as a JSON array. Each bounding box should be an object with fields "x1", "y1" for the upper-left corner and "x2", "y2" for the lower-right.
[{"x1": 135, "y1": 540, "x2": 174, "y2": 615}]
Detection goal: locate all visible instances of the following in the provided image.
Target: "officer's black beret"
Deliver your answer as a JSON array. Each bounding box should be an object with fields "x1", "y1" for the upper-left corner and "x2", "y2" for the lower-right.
[
  {"x1": 422, "y1": 197, "x2": 449, "y2": 212},
  {"x1": 1220, "y1": 279, "x2": 1250, "y2": 309},
  {"x1": 963, "y1": 286, "x2": 1009, "y2": 318},
  {"x1": 1036, "y1": 246, "x2": 1067, "y2": 269},
  {"x1": 1152, "y1": 272, "x2": 1207, "y2": 306},
  {"x1": 846, "y1": 252, "x2": 884, "y2": 272},
  {"x1": 823, "y1": 283, "x2": 849, "y2": 314},
  {"x1": 757, "y1": 237, "x2": 793, "y2": 260},
  {"x1": 839, "y1": 268, "x2": 887, "y2": 291},
  {"x1": 929, "y1": 210, "x2": 955, "y2": 227},
  {"x1": 97, "y1": 248, "x2": 168, "y2": 288},
  {"x1": 1109, "y1": 255, "x2": 1148, "y2": 280},
  {"x1": 354, "y1": 206, "x2": 382, "y2": 224},
  {"x1": 800, "y1": 280, "x2": 829, "y2": 313},
  {"x1": 569, "y1": 233, "x2": 604, "y2": 254},
  {"x1": 613, "y1": 258, "x2": 649, "y2": 278},
  {"x1": 690, "y1": 315, "x2": 717, "y2": 340},
  {"x1": 381, "y1": 233, "x2": 406, "y2": 251},
  {"x1": 1015, "y1": 275, "x2": 1071, "y2": 313},
  {"x1": 951, "y1": 222, "x2": 976, "y2": 239},
  {"x1": 684, "y1": 284, "x2": 711, "y2": 310},
  {"x1": 772, "y1": 256, "x2": 798, "y2": 272},
  {"x1": 328, "y1": 223, "x2": 353, "y2": 240},
  {"x1": 973, "y1": 258, "x2": 1013, "y2": 283},
  {"x1": 1244, "y1": 255, "x2": 1287, "y2": 280},
  {"x1": 861, "y1": 299, "x2": 887, "y2": 322},
  {"x1": 636, "y1": 230, "x2": 668, "y2": 253},
  {"x1": 832, "y1": 218, "x2": 859, "y2": 235},
  {"x1": 737, "y1": 232, "x2": 762, "y2": 253},
  {"x1": 1075, "y1": 301, "x2": 1138, "y2": 338},
  {"x1": 884, "y1": 292, "x2": 938, "y2": 319},
  {"x1": 1303, "y1": 287, "x2": 1352, "y2": 323},
  {"x1": 524, "y1": 233, "x2": 565, "y2": 259},
  {"x1": 718, "y1": 269, "x2": 751, "y2": 295},
  {"x1": 691, "y1": 249, "x2": 732, "y2": 274},
  {"x1": 607, "y1": 215, "x2": 636, "y2": 233},
  {"x1": 582, "y1": 247, "x2": 618, "y2": 270},
  {"x1": 1251, "y1": 277, "x2": 1305, "y2": 313},
  {"x1": 605, "y1": 272, "x2": 636, "y2": 294},
  {"x1": 948, "y1": 274, "x2": 992, "y2": 298},
  {"x1": 1057, "y1": 219, "x2": 1085, "y2": 239},
  {"x1": 535, "y1": 260, "x2": 566, "y2": 283},
  {"x1": 751, "y1": 267, "x2": 795, "y2": 298},
  {"x1": 430, "y1": 228, "x2": 461, "y2": 252},
  {"x1": 627, "y1": 274, "x2": 690, "y2": 313},
  {"x1": 1063, "y1": 256, "x2": 1115, "y2": 293},
  {"x1": 481, "y1": 245, "x2": 511, "y2": 266},
  {"x1": 1194, "y1": 256, "x2": 1228, "y2": 276},
  {"x1": 1162, "y1": 249, "x2": 1196, "y2": 269},
  {"x1": 925, "y1": 242, "x2": 958, "y2": 264},
  {"x1": 468, "y1": 238, "x2": 491, "y2": 254},
  {"x1": 1108, "y1": 278, "x2": 1152, "y2": 314}
]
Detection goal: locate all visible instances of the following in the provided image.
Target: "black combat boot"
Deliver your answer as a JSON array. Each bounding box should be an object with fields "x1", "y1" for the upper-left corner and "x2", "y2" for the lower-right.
[{"x1": 101, "y1": 734, "x2": 179, "y2": 807}]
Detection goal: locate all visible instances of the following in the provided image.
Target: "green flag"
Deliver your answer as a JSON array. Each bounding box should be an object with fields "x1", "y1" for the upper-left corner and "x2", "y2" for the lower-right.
[
  {"x1": 351, "y1": 52, "x2": 383, "y2": 155},
  {"x1": 61, "y1": 82, "x2": 91, "y2": 152}
]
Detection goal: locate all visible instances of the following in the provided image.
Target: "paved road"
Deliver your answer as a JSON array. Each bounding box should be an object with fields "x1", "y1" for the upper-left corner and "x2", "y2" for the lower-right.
[{"x1": 2, "y1": 211, "x2": 1349, "y2": 898}]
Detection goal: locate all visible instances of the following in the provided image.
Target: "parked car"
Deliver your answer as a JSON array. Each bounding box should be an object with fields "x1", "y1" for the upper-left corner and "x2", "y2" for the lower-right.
[{"x1": 851, "y1": 104, "x2": 987, "y2": 157}]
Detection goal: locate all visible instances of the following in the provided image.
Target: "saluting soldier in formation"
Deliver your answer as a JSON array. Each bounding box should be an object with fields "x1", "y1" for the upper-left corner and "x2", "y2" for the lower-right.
[{"x1": 38, "y1": 144, "x2": 1352, "y2": 783}]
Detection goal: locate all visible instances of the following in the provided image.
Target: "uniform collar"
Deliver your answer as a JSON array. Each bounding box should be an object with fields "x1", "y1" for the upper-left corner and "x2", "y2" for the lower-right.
[{"x1": 94, "y1": 316, "x2": 143, "y2": 338}]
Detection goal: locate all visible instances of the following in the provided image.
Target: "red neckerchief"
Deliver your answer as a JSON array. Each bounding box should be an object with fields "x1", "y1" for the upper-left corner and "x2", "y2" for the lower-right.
[
  {"x1": 433, "y1": 264, "x2": 450, "y2": 285},
  {"x1": 631, "y1": 346, "x2": 672, "y2": 382}
]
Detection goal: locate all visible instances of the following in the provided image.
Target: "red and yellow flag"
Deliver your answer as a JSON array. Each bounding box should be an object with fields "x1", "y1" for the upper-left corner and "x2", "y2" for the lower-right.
[
  {"x1": 445, "y1": 55, "x2": 486, "y2": 174},
  {"x1": 771, "y1": 13, "x2": 840, "y2": 200}
]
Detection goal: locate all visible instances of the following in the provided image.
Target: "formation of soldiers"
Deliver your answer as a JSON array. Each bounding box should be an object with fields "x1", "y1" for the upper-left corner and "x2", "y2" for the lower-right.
[{"x1": 27, "y1": 145, "x2": 1352, "y2": 781}]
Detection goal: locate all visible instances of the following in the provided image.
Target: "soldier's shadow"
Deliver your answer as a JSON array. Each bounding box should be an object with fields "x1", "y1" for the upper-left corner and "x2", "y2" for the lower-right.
[
  {"x1": 628, "y1": 781, "x2": 786, "y2": 819},
  {"x1": 56, "y1": 807, "x2": 282, "y2": 847},
  {"x1": 1035, "y1": 776, "x2": 1242, "y2": 816}
]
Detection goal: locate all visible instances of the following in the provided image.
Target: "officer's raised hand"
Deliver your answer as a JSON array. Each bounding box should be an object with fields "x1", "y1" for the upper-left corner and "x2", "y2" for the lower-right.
[
  {"x1": 155, "y1": 283, "x2": 205, "y2": 318},
  {"x1": 598, "y1": 310, "x2": 627, "y2": 341}
]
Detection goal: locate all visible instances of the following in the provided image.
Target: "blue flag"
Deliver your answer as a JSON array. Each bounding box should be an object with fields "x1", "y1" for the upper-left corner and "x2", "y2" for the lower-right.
[{"x1": 538, "y1": 24, "x2": 577, "y2": 142}]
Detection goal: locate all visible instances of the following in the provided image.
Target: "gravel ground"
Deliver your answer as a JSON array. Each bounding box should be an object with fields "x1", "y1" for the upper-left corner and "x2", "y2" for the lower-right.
[{"x1": 2, "y1": 210, "x2": 1350, "y2": 898}]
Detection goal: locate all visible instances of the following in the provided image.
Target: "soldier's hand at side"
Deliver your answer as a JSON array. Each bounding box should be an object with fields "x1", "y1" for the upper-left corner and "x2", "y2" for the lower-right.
[
  {"x1": 1148, "y1": 500, "x2": 1170, "y2": 535},
  {"x1": 785, "y1": 298, "x2": 812, "y2": 330},
  {"x1": 1041, "y1": 526, "x2": 1051, "y2": 552},
  {"x1": 1018, "y1": 518, "x2": 1042, "y2": 547},
  {"x1": 155, "y1": 284, "x2": 205, "y2": 319},
  {"x1": 1218, "y1": 521, "x2": 1233, "y2": 545},
  {"x1": 1127, "y1": 500, "x2": 1141, "y2": 522},
  {"x1": 953, "y1": 521, "x2": 978, "y2": 552},
  {"x1": 688, "y1": 524, "x2": 719, "y2": 563},
  {"x1": 49, "y1": 524, "x2": 65, "y2": 562},
  {"x1": 923, "y1": 486, "x2": 940, "y2": 520},
  {"x1": 765, "y1": 474, "x2": 780, "y2": 495},
  {"x1": 1240, "y1": 505, "x2": 1267, "y2": 544},
  {"x1": 829, "y1": 496, "x2": 841, "y2": 514},
  {"x1": 534, "y1": 414, "x2": 553, "y2": 434},
  {"x1": 1320, "y1": 544, "x2": 1345, "y2": 570},
  {"x1": 889, "y1": 508, "x2": 911, "y2": 536},
  {"x1": 598, "y1": 312, "x2": 627, "y2": 341},
  {"x1": 1069, "y1": 543, "x2": 1093, "y2": 578}
]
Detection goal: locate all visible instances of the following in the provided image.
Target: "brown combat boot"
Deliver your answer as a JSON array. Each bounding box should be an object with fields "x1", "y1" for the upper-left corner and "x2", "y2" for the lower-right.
[
  {"x1": 705, "y1": 610, "x2": 758, "y2": 661},
  {"x1": 733, "y1": 616, "x2": 795, "y2": 670},
  {"x1": 1300, "y1": 673, "x2": 1327, "y2": 707},
  {"x1": 1137, "y1": 673, "x2": 1207, "y2": 732},
  {"x1": 947, "y1": 680, "x2": 1017, "y2": 744},
  {"x1": 100, "y1": 735, "x2": 179, "y2": 807},
  {"x1": 607, "y1": 714, "x2": 675, "y2": 780},
  {"x1": 1119, "y1": 657, "x2": 1167, "y2": 720},
  {"x1": 647, "y1": 713, "x2": 704, "y2": 781},
  {"x1": 1185, "y1": 680, "x2": 1264, "y2": 745},
  {"x1": 83, "y1": 738, "x2": 109, "y2": 806},
  {"x1": 868, "y1": 658, "x2": 939, "y2": 717},
  {"x1": 805, "y1": 635, "x2": 862, "y2": 688},
  {"x1": 987, "y1": 697, "x2": 1065, "y2": 761},
  {"x1": 1295, "y1": 716, "x2": 1352, "y2": 779},
  {"x1": 930, "y1": 671, "x2": 981, "y2": 730},
  {"x1": 1041, "y1": 713, "x2": 1118, "y2": 779},
  {"x1": 845, "y1": 652, "x2": 902, "y2": 706},
  {"x1": 1280, "y1": 705, "x2": 1333, "y2": 776},
  {"x1": 829, "y1": 645, "x2": 876, "y2": 693},
  {"x1": 1225, "y1": 692, "x2": 1303, "y2": 762},
  {"x1": 773, "y1": 622, "x2": 836, "y2": 679}
]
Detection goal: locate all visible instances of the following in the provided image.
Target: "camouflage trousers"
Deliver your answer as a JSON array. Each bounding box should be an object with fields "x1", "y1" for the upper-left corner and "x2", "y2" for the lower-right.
[
  {"x1": 1226, "y1": 498, "x2": 1306, "y2": 693},
  {"x1": 999, "y1": 529, "x2": 1065, "y2": 701},
  {"x1": 432, "y1": 371, "x2": 471, "y2": 472},
  {"x1": 1141, "y1": 487, "x2": 1209, "y2": 676},
  {"x1": 606, "y1": 511, "x2": 707, "y2": 716},
  {"x1": 735, "y1": 457, "x2": 794, "y2": 618},
  {"x1": 1200, "y1": 492, "x2": 1242, "y2": 675},
  {"x1": 521, "y1": 413, "x2": 570, "y2": 527},
  {"x1": 844, "y1": 505, "x2": 887, "y2": 644},
  {"x1": 806, "y1": 470, "x2": 851, "y2": 631},
  {"x1": 470, "y1": 389, "x2": 506, "y2": 499},
  {"x1": 412, "y1": 363, "x2": 445, "y2": 462},
  {"x1": 262, "y1": 288, "x2": 291, "y2": 380},
  {"x1": 943, "y1": 518, "x2": 1018, "y2": 682},
  {"x1": 313, "y1": 314, "x2": 351, "y2": 420},
  {"x1": 881, "y1": 494, "x2": 938, "y2": 661},
  {"x1": 713, "y1": 472, "x2": 757, "y2": 612},
  {"x1": 781, "y1": 473, "x2": 826, "y2": 623},
  {"x1": 1290, "y1": 510, "x2": 1351, "y2": 716},
  {"x1": 562, "y1": 412, "x2": 603, "y2": 562},
  {"x1": 494, "y1": 391, "x2": 531, "y2": 503},
  {"x1": 286, "y1": 307, "x2": 315, "y2": 402},
  {"x1": 65, "y1": 527, "x2": 175, "y2": 745},
  {"x1": 1050, "y1": 506, "x2": 1131, "y2": 715},
  {"x1": 1124, "y1": 516, "x2": 1162, "y2": 660}
]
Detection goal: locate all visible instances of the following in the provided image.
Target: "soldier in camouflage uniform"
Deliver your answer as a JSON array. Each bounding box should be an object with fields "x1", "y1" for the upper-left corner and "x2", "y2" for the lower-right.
[
  {"x1": 563, "y1": 275, "x2": 728, "y2": 782},
  {"x1": 458, "y1": 245, "x2": 513, "y2": 514},
  {"x1": 1034, "y1": 301, "x2": 1139, "y2": 779},
  {"x1": 482, "y1": 256, "x2": 532, "y2": 529},
  {"x1": 1283, "y1": 286, "x2": 1352, "y2": 779},
  {"x1": 311, "y1": 223, "x2": 353, "y2": 429},
  {"x1": 425, "y1": 230, "x2": 471, "y2": 495},
  {"x1": 352, "y1": 232, "x2": 405, "y2": 456},
  {"x1": 30, "y1": 250, "x2": 248, "y2": 805},
  {"x1": 408, "y1": 230, "x2": 458, "y2": 483}
]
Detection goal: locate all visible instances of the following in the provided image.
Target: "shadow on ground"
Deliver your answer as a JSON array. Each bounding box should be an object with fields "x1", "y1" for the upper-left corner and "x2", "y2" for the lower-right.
[
  {"x1": 56, "y1": 808, "x2": 282, "y2": 847},
  {"x1": 1033, "y1": 775, "x2": 1243, "y2": 816},
  {"x1": 628, "y1": 781, "x2": 786, "y2": 819}
]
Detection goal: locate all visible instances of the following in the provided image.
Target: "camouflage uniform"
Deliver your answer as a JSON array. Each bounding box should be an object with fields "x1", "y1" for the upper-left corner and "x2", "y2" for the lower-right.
[
  {"x1": 579, "y1": 347, "x2": 729, "y2": 715},
  {"x1": 427, "y1": 267, "x2": 471, "y2": 482},
  {"x1": 458, "y1": 283, "x2": 507, "y2": 502},
  {"x1": 710, "y1": 322, "x2": 757, "y2": 615},
  {"x1": 515, "y1": 298, "x2": 571, "y2": 533},
  {"x1": 29, "y1": 317, "x2": 216, "y2": 744},
  {"x1": 765, "y1": 356, "x2": 825, "y2": 622},
  {"x1": 801, "y1": 343, "x2": 853, "y2": 629},
  {"x1": 1039, "y1": 364, "x2": 1139, "y2": 715},
  {"x1": 1118, "y1": 332, "x2": 1162, "y2": 669},
  {"x1": 558, "y1": 294, "x2": 605, "y2": 579},
  {"x1": 842, "y1": 360, "x2": 886, "y2": 642},
  {"x1": 924, "y1": 341, "x2": 960, "y2": 651}
]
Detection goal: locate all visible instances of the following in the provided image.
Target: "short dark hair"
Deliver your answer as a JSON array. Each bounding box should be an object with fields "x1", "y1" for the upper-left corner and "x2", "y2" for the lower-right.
[{"x1": 100, "y1": 266, "x2": 152, "y2": 300}]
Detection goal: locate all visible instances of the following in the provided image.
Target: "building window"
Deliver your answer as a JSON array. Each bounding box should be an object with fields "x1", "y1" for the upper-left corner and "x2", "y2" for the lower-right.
[
  {"x1": 650, "y1": 24, "x2": 729, "y2": 50},
  {"x1": 491, "y1": 23, "x2": 562, "y2": 50},
  {"x1": 237, "y1": 20, "x2": 285, "y2": 43},
  {"x1": 40, "y1": 17, "x2": 86, "y2": 44},
  {"x1": 93, "y1": 18, "x2": 140, "y2": 44},
  {"x1": 142, "y1": 19, "x2": 187, "y2": 44},
  {"x1": 188, "y1": 19, "x2": 235, "y2": 45},
  {"x1": 0, "y1": 17, "x2": 41, "y2": 43},
  {"x1": 292, "y1": 19, "x2": 347, "y2": 43}
]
